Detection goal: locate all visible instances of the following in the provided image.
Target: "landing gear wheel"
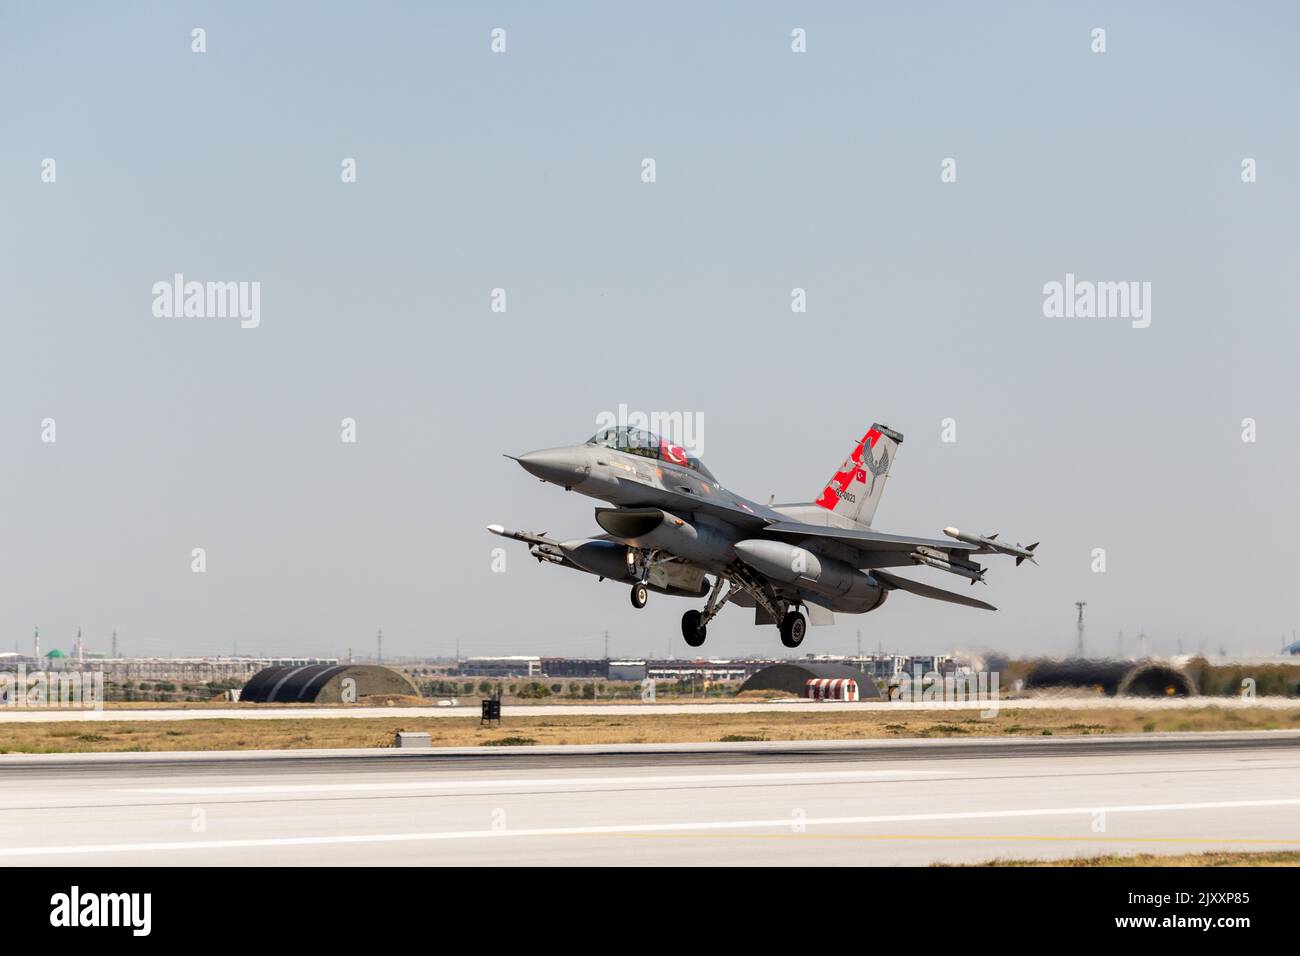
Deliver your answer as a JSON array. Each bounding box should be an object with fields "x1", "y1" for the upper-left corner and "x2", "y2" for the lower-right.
[
  {"x1": 779, "y1": 610, "x2": 807, "y2": 648},
  {"x1": 630, "y1": 583, "x2": 649, "y2": 609},
  {"x1": 681, "y1": 610, "x2": 707, "y2": 647}
]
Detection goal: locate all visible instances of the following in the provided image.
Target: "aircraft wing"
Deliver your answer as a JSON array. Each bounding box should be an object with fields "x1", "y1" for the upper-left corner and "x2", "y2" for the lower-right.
[
  {"x1": 762, "y1": 520, "x2": 979, "y2": 553},
  {"x1": 873, "y1": 569, "x2": 997, "y2": 611}
]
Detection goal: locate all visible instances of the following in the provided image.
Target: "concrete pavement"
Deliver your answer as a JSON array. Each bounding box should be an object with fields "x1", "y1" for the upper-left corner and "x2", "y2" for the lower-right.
[{"x1": 1, "y1": 732, "x2": 1297, "y2": 865}]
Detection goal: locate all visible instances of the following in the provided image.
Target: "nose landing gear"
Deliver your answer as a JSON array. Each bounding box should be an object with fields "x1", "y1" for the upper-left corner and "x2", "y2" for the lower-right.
[{"x1": 630, "y1": 582, "x2": 649, "y2": 609}]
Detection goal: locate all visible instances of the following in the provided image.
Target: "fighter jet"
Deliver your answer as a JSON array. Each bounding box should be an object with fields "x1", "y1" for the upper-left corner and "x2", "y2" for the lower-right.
[{"x1": 489, "y1": 422, "x2": 1036, "y2": 649}]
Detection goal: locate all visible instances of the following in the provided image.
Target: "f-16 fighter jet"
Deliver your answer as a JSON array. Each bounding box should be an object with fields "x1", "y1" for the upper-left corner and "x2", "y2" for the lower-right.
[{"x1": 489, "y1": 422, "x2": 1036, "y2": 649}]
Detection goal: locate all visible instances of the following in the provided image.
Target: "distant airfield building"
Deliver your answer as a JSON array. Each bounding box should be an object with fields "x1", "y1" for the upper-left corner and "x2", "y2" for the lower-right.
[
  {"x1": 608, "y1": 660, "x2": 648, "y2": 681},
  {"x1": 457, "y1": 657, "x2": 765, "y2": 681},
  {"x1": 541, "y1": 658, "x2": 609, "y2": 679},
  {"x1": 0, "y1": 655, "x2": 337, "y2": 682},
  {"x1": 459, "y1": 656, "x2": 543, "y2": 678},
  {"x1": 646, "y1": 659, "x2": 765, "y2": 682},
  {"x1": 455, "y1": 654, "x2": 958, "y2": 685}
]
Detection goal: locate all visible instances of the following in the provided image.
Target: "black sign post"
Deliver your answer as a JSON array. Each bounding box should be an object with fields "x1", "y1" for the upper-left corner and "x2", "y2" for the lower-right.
[{"x1": 480, "y1": 695, "x2": 501, "y2": 726}]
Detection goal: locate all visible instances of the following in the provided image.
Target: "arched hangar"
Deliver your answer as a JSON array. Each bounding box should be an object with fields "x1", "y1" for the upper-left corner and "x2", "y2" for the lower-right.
[
  {"x1": 739, "y1": 662, "x2": 882, "y2": 699},
  {"x1": 1024, "y1": 659, "x2": 1195, "y2": 697},
  {"x1": 239, "y1": 664, "x2": 420, "y2": 703}
]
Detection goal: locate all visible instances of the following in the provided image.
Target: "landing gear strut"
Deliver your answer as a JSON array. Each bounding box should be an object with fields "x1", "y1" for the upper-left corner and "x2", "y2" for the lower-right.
[
  {"x1": 680, "y1": 576, "x2": 734, "y2": 648},
  {"x1": 628, "y1": 548, "x2": 663, "y2": 609},
  {"x1": 779, "y1": 610, "x2": 807, "y2": 648},
  {"x1": 725, "y1": 564, "x2": 798, "y2": 649}
]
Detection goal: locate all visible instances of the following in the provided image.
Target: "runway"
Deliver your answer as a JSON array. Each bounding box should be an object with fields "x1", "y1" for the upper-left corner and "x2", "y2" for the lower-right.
[
  {"x1": 3, "y1": 695, "x2": 1298, "y2": 722},
  {"x1": 1, "y1": 731, "x2": 1298, "y2": 865}
]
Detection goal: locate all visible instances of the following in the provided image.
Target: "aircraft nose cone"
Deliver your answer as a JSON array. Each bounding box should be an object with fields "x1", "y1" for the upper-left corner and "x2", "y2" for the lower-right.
[{"x1": 515, "y1": 448, "x2": 586, "y2": 487}]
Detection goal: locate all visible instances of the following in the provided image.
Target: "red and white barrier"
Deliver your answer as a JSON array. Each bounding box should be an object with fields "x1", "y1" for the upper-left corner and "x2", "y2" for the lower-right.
[{"x1": 804, "y1": 677, "x2": 859, "y2": 701}]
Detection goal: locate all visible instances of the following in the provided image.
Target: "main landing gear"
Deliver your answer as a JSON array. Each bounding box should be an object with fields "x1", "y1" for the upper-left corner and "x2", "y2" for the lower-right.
[
  {"x1": 677, "y1": 568, "x2": 809, "y2": 650},
  {"x1": 681, "y1": 609, "x2": 706, "y2": 647},
  {"x1": 726, "y1": 564, "x2": 805, "y2": 649},
  {"x1": 630, "y1": 582, "x2": 649, "y2": 609},
  {"x1": 779, "y1": 610, "x2": 807, "y2": 649}
]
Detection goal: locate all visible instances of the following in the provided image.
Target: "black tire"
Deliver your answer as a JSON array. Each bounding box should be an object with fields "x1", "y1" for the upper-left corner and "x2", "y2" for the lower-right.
[
  {"x1": 631, "y1": 583, "x2": 649, "y2": 609},
  {"x1": 779, "y1": 610, "x2": 806, "y2": 648},
  {"x1": 681, "y1": 609, "x2": 707, "y2": 647}
]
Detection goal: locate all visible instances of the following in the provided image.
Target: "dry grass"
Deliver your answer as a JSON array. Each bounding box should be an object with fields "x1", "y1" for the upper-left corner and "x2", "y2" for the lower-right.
[
  {"x1": 732, "y1": 689, "x2": 792, "y2": 701},
  {"x1": 961, "y1": 850, "x2": 1300, "y2": 867},
  {"x1": 2, "y1": 704, "x2": 1298, "y2": 754},
  {"x1": 47, "y1": 697, "x2": 422, "y2": 711}
]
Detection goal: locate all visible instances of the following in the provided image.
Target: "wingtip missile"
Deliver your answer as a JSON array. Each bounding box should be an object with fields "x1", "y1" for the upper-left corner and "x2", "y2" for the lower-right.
[
  {"x1": 486, "y1": 525, "x2": 552, "y2": 545},
  {"x1": 944, "y1": 527, "x2": 1039, "y2": 564}
]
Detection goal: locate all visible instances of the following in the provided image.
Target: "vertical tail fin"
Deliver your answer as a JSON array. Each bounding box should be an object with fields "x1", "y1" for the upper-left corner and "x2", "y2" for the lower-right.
[{"x1": 813, "y1": 423, "x2": 902, "y2": 529}]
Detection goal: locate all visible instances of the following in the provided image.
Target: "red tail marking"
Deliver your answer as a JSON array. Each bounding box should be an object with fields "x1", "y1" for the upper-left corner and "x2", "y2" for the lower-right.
[{"x1": 815, "y1": 429, "x2": 881, "y2": 511}]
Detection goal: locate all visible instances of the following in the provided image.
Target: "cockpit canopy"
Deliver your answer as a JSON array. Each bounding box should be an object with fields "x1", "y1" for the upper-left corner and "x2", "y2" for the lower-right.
[{"x1": 586, "y1": 427, "x2": 717, "y2": 482}]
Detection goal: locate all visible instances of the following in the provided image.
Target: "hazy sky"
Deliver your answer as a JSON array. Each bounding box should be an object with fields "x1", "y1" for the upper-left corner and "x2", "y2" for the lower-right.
[{"x1": 3, "y1": 2, "x2": 1298, "y2": 661}]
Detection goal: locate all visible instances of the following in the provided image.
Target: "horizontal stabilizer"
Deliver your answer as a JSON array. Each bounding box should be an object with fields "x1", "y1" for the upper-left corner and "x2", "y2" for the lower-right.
[{"x1": 873, "y1": 568, "x2": 997, "y2": 611}]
